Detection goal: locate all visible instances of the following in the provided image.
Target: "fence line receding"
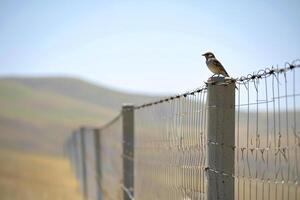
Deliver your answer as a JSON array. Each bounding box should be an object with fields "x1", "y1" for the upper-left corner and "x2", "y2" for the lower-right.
[{"x1": 64, "y1": 60, "x2": 300, "y2": 200}]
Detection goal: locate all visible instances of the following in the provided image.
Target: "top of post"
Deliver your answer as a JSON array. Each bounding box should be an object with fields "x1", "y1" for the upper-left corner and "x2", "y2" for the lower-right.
[
  {"x1": 80, "y1": 126, "x2": 86, "y2": 132},
  {"x1": 93, "y1": 128, "x2": 100, "y2": 133},
  {"x1": 122, "y1": 103, "x2": 134, "y2": 112},
  {"x1": 122, "y1": 103, "x2": 134, "y2": 108},
  {"x1": 207, "y1": 76, "x2": 235, "y2": 86}
]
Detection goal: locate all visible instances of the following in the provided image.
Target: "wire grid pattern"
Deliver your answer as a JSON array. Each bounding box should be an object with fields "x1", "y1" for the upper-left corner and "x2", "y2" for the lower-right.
[
  {"x1": 99, "y1": 114, "x2": 123, "y2": 200},
  {"x1": 235, "y1": 61, "x2": 300, "y2": 200},
  {"x1": 82, "y1": 128, "x2": 100, "y2": 200},
  {"x1": 65, "y1": 60, "x2": 300, "y2": 200},
  {"x1": 134, "y1": 87, "x2": 208, "y2": 200}
]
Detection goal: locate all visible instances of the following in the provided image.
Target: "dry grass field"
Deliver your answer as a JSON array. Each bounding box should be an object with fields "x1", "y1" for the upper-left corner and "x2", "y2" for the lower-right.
[
  {"x1": 0, "y1": 77, "x2": 156, "y2": 156},
  {"x1": 0, "y1": 149, "x2": 84, "y2": 200},
  {"x1": 0, "y1": 77, "x2": 156, "y2": 199}
]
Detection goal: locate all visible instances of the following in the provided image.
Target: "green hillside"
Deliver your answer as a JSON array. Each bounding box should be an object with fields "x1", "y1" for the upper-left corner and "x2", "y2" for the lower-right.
[
  {"x1": 1, "y1": 77, "x2": 299, "y2": 157},
  {"x1": 0, "y1": 77, "x2": 156, "y2": 156}
]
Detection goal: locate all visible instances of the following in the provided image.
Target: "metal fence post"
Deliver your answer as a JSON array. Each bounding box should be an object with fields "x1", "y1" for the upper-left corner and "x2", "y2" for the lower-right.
[
  {"x1": 206, "y1": 77, "x2": 235, "y2": 200},
  {"x1": 122, "y1": 104, "x2": 134, "y2": 200},
  {"x1": 93, "y1": 128, "x2": 103, "y2": 200},
  {"x1": 80, "y1": 127, "x2": 88, "y2": 199}
]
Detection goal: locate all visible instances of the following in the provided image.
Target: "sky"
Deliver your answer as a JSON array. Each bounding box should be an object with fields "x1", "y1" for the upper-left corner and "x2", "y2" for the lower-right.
[{"x1": 0, "y1": 0, "x2": 300, "y2": 94}]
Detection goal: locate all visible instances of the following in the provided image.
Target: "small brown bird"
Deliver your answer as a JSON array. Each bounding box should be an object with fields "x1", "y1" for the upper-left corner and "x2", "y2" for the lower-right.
[{"x1": 202, "y1": 52, "x2": 229, "y2": 77}]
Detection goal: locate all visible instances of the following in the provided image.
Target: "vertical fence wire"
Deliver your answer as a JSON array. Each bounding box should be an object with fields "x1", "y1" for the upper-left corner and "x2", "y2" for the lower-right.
[
  {"x1": 99, "y1": 114, "x2": 123, "y2": 200},
  {"x1": 66, "y1": 60, "x2": 300, "y2": 200},
  {"x1": 235, "y1": 61, "x2": 300, "y2": 200},
  {"x1": 134, "y1": 86, "x2": 208, "y2": 200},
  {"x1": 81, "y1": 128, "x2": 100, "y2": 200}
]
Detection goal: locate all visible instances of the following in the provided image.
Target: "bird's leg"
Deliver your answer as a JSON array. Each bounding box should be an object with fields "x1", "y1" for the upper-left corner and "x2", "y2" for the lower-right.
[{"x1": 209, "y1": 74, "x2": 216, "y2": 82}]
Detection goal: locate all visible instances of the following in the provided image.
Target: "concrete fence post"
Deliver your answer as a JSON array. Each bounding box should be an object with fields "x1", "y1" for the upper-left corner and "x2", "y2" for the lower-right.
[
  {"x1": 80, "y1": 127, "x2": 88, "y2": 199},
  {"x1": 70, "y1": 133, "x2": 75, "y2": 170},
  {"x1": 93, "y1": 128, "x2": 103, "y2": 200},
  {"x1": 122, "y1": 104, "x2": 134, "y2": 200},
  {"x1": 206, "y1": 77, "x2": 235, "y2": 200}
]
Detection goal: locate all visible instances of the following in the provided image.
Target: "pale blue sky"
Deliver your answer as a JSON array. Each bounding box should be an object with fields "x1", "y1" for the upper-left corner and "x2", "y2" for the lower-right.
[{"x1": 0, "y1": 0, "x2": 299, "y2": 94}]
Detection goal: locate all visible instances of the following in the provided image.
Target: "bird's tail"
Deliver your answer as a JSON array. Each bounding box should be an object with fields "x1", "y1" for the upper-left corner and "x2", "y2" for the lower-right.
[
  {"x1": 222, "y1": 69, "x2": 230, "y2": 77},
  {"x1": 222, "y1": 69, "x2": 237, "y2": 89}
]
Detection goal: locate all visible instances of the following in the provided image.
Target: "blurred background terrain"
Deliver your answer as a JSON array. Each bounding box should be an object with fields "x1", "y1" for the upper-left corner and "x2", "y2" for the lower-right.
[
  {"x1": 0, "y1": 77, "x2": 156, "y2": 156},
  {"x1": 0, "y1": 149, "x2": 84, "y2": 200},
  {"x1": 0, "y1": 77, "x2": 157, "y2": 199},
  {"x1": 1, "y1": 0, "x2": 299, "y2": 199}
]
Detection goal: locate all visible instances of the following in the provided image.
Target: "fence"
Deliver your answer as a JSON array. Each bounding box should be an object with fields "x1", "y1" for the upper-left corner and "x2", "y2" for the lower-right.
[{"x1": 64, "y1": 60, "x2": 300, "y2": 200}]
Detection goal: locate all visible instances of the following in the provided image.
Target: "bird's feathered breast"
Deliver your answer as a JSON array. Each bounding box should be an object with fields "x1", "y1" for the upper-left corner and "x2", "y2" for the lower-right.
[{"x1": 206, "y1": 58, "x2": 229, "y2": 76}]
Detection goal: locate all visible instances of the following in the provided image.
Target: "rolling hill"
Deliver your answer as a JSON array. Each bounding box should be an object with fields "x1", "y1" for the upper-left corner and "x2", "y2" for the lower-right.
[
  {"x1": 0, "y1": 77, "x2": 157, "y2": 156},
  {"x1": 1, "y1": 76, "x2": 299, "y2": 157}
]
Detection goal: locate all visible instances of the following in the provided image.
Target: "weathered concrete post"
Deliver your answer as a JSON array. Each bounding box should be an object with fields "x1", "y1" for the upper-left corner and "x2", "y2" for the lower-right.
[
  {"x1": 79, "y1": 127, "x2": 88, "y2": 199},
  {"x1": 93, "y1": 128, "x2": 103, "y2": 200},
  {"x1": 122, "y1": 104, "x2": 134, "y2": 200},
  {"x1": 206, "y1": 77, "x2": 235, "y2": 200}
]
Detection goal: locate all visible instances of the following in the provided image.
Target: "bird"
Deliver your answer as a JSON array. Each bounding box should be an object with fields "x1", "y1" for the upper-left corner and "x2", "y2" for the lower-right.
[{"x1": 202, "y1": 52, "x2": 229, "y2": 77}]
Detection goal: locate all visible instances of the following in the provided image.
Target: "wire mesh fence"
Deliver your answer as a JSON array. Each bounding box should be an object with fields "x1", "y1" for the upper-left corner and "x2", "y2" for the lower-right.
[
  {"x1": 99, "y1": 114, "x2": 123, "y2": 200},
  {"x1": 135, "y1": 86, "x2": 208, "y2": 200},
  {"x1": 235, "y1": 62, "x2": 300, "y2": 200},
  {"x1": 65, "y1": 59, "x2": 300, "y2": 200},
  {"x1": 83, "y1": 128, "x2": 100, "y2": 200}
]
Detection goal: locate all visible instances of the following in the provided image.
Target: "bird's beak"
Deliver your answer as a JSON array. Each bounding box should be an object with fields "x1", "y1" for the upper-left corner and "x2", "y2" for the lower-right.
[{"x1": 202, "y1": 53, "x2": 206, "y2": 56}]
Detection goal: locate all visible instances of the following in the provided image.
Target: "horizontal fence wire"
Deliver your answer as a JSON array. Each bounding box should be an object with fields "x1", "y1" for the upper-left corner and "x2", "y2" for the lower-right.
[
  {"x1": 66, "y1": 59, "x2": 300, "y2": 200},
  {"x1": 82, "y1": 128, "x2": 100, "y2": 200},
  {"x1": 135, "y1": 87, "x2": 208, "y2": 200},
  {"x1": 99, "y1": 114, "x2": 123, "y2": 200},
  {"x1": 235, "y1": 60, "x2": 300, "y2": 200}
]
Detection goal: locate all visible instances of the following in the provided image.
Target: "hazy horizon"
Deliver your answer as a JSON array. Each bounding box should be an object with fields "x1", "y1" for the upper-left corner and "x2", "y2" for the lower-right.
[
  {"x1": 1, "y1": 1, "x2": 300, "y2": 94},
  {"x1": 0, "y1": 75, "x2": 170, "y2": 96}
]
